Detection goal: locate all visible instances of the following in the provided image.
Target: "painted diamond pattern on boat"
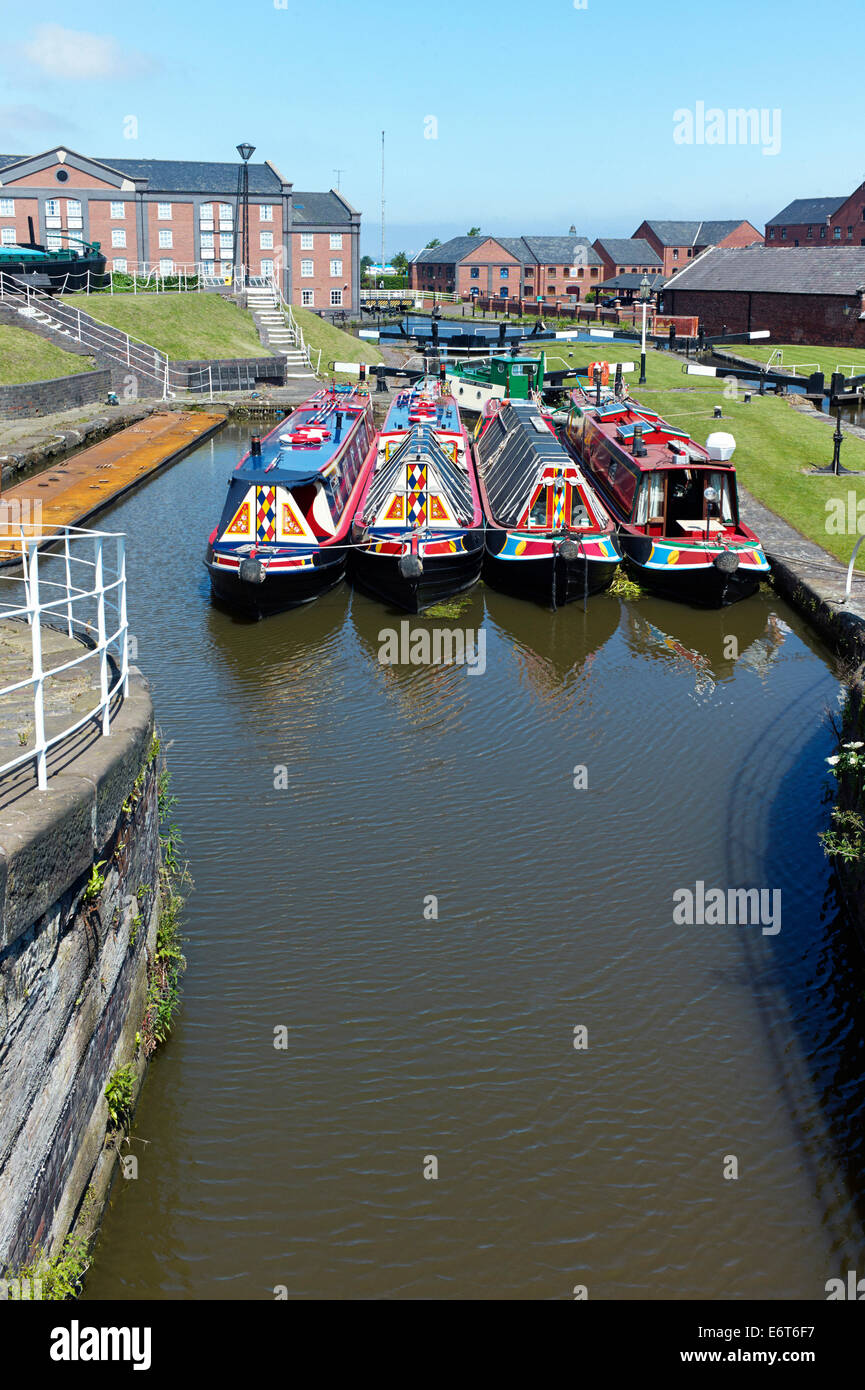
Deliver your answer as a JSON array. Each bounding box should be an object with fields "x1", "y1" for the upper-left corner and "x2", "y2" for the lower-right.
[{"x1": 256, "y1": 487, "x2": 277, "y2": 542}]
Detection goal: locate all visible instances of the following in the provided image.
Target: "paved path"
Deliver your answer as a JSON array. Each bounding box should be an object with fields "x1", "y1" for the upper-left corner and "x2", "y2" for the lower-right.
[{"x1": 0, "y1": 618, "x2": 103, "y2": 769}]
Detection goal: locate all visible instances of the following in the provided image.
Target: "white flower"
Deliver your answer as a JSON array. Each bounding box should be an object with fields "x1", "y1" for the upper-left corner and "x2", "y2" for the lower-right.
[
  {"x1": 826, "y1": 755, "x2": 841, "y2": 765},
  {"x1": 842, "y1": 741, "x2": 864, "y2": 749}
]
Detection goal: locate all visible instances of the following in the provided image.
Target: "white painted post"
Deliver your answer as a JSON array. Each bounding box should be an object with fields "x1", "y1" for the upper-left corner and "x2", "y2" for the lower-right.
[
  {"x1": 28, "y1": 542, "x2": 48, "y2": 790},
  {"x1": 63, "y1": 528, "x2": 74, "y2": 637},
  {"x1": 118, "y1": 535, "x2": 129, "y2": 697},
  {"x1": 209, "y1": 365, "x2": 213, "y2": 402},
  {"x1": 94, "y1": 535, "x2": 110, "y2": 736},
  {"x1": 76, "y1": 308, "x2": 82, "y2": 342}
]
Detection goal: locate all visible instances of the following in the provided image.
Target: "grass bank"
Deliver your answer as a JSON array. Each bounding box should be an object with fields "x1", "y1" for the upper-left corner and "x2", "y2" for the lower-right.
[
  {"x1": 723, "y1": 344, "x2": 865, "y2": 377},
  {"x1": 293, "y1": 306, "x2": 384, "y2": 380},
  {"x1": 0, "y1": 325, "x2": 95, "y2": 384},
  {"x1": 59, "y1": 293, "x2": 265, "y2": 360}
]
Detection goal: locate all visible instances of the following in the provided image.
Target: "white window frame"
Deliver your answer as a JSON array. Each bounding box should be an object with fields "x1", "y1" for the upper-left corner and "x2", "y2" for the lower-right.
[
  {"x1": 159, "y1": 258, "x2": 175, "y2": 275},
  {"x1": 111, "y1": 229, "x2": 127, "y2": 248},
  {"x1": 0, "y1": 198, "x2": 14, "y2": 217},
  {"x1": 329, "y1": 233, "x2": 343, "y2": 249},
  {"x1": 157, "y1": 202, "x2": 172, "y2": 220},
  {"x1": 300, "y1": 232, "x2": 313, "y2": 250},
  {"x1": 158, "y1": 229, "x2": 173, "y2": 248},
  {"x1": 300, "y1": 258, "x2": 314, "y2": 278},
  {"x1": 219, "y1": 233, "x2": 233, "y2": 251},
  {"x1": 260, "y1": 205, "x2": 273, "y2": 222},
  {"x1": 301, "y1": 288, "x2": 314, "y2": 306},
  {"x1": 329, "y1": 259, "x2": 343, "y2": 277},
  {"x1": 261, "y1": 258, "x2": 274, "y2": 278},
  {"x1": 45, "y1": 199, "x2": 60, "y2": 217},
  {"x1": 200, "y1": 231, "x2": 214, "y2": 249},
  {"x1": 200, "y1": 247, "x2": 215, "y2": 261},
  {"x1": 1, "y1": 227, "x2": 15, "y2": 245},
  {"x1": 260, "y1": 230, "x2": 273, "y2": 249},
  {"x1": 110, "y1": 201, "x2": 125, "y2": 219},
  {"x1": 66, "y1": 199, "x2": 82, "y2": 216},
  {"x1": 330, "y1": 289, "x2": 343, "y2": 306},
  {"x1": 112, "y1": 258, "x2": 128, "y2": 272}
]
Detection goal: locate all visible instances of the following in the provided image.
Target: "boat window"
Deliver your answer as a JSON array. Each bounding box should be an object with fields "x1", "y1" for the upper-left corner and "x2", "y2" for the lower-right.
[
  {"x1": 706, "y1": 471, "x2": 735, "y2": 522},
  {"x1": 633, "y1": 474, "x2": 666, "y2": 525},
  {"x1": 529, "y1": 487, "x2": 548, "y2": 526}
]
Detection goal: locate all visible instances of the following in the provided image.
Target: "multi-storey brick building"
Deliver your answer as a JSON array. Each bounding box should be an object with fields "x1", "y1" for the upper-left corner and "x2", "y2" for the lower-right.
[
  {"x1": 409, "y1": 234, "x2": 605, "y2": 301},
  {"x1": 0, "y1": 145, "x2": 361, "y2": 310},
  {"x1": 662, "y1": 246, "x2": 865, "y2": 346},
  {"x1": 764, "y1": 183, "x2": 865, "y2": 249},
  {"x1": 592, "y1": 237, "x2": 662, "y2": 283},
  {"x1": 631, "y1": 219, "x2": 762, "y2": 277}
]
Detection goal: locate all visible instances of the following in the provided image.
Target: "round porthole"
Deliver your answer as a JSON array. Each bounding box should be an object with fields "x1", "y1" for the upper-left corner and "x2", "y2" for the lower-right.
[{"x1": 55, "y1": 169, "x2": 69, "y2": 182}]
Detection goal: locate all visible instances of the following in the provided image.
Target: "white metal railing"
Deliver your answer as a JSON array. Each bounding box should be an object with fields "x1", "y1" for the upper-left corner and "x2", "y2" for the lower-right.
[
  {"x1": 12, "y1": 263, "x2": 244, "y2": 296},
  {"x1": 0, "y1": 526, "x2": 129, "y2": 790}
]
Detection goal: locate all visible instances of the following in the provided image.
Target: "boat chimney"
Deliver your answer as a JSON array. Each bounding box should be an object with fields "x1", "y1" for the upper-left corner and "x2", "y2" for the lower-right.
[
  {"x1": 632, "y1": 425, "x2": 647, "y2": 457},
  {"x1": 250, "y1": 436, "x2": 262, "y2": 456}
]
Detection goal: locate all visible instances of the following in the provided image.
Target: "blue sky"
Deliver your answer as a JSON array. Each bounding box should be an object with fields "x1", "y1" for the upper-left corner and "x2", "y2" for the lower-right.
[{"x1": 1, "y1": 1, "x2": 863, "y2": 258}]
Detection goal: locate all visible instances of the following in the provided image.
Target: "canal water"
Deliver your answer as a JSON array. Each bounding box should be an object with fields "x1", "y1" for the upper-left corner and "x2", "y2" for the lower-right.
[{"x1": 84, "y1": 421, "x2": 865, "y2": 1300}]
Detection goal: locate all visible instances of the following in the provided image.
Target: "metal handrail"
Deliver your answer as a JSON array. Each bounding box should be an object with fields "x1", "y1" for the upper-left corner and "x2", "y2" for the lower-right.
[{"x1": 0, "y1": 526, "x2": 129, "y2": 789}]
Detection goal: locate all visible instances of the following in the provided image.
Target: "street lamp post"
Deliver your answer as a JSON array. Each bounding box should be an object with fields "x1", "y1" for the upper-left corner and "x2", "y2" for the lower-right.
[
  {"x1": 638, "y1": 273, "x2": 651, "y2": 385},
  {"x1": 235, "y1": 142, "x2": 255, "y2": 287}
]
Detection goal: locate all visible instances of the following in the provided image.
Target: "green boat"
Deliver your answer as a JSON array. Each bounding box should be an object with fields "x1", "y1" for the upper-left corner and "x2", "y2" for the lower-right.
[
  {"x1": 446, "y1": 352, "x2": 546, "y2": 413},
  {"x1": 0, "y1": 225, "x2": 107, "y2": 292}
]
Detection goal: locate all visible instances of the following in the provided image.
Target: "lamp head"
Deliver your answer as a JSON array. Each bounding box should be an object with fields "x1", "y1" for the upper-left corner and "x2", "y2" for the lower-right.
[{"x1": 236, "y1": 142, "x2": 255, "y2": 163}]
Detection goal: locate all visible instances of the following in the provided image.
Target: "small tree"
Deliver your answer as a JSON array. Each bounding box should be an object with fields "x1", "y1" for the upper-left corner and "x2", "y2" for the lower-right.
[
  {"x1": 467, "y1": 226, "x2": 481, "y2": 237},
  {"x1": 391, "y1": 251, "x2": 409, "y2": 276},
  {"x1": 425, "y1": 238, "x2": 441, "y2": 249}
]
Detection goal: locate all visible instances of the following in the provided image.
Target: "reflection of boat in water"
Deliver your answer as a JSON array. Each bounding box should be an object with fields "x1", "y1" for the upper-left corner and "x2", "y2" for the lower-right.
[
  {"x1": 349, "y1": 379, "x2": 484, "y2": 612},
  {"x1": 625, "y1": 600, "x2": 790, "y2": 694},
  {"x1": 561, "y1": 394, "x2": 770, "y2": 606},
  {"x1": 205, "y1": 385, "x2": 376, "y2": 618},
  {"x1": 482, "y1": 586, "x2": 620, "y2": 706},
  {"x1": 473, "y1": 398, "x2": 621, "y2": 608}
]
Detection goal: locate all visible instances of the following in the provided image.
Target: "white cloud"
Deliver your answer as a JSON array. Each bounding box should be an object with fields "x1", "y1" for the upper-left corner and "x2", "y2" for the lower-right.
[
  {"x1": 0, "y1": 104, "x2": 77, "y2": 135},
  {"x1": 20, "y1": 25, "x2": 155, "y2": 80}
]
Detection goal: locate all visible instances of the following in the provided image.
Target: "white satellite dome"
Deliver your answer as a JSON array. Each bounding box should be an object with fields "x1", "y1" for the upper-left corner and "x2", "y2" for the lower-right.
[{"x1": 706, "y1": 431, "x2": 736, "y2": 462}]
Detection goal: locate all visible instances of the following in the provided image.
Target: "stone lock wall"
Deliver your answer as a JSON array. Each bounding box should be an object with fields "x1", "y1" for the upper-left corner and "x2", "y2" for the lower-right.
[{"x1": 0, "y1": 670, "x2": 162, "y2": 1274}]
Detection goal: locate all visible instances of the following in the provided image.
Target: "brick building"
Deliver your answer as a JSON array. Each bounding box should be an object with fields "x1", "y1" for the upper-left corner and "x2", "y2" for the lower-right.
[
  {"x1": 631, "y1": 219, "x2": 762, "y2": 277},
  {"x1": 409, "y1": 234, "x2": 604, "y2": 301},
  {"x1": 0, "y1": 146, "x2": 361, "y2": 309},
  {"x1": 592, "y1": 237, "x2": 662, "y2": 282},
  {"x1": 764, "y1": 183, "x2": 865, "y2": 249},
  {"x1": 662, "y1": 246, "x2": 865, "y2": 346}
]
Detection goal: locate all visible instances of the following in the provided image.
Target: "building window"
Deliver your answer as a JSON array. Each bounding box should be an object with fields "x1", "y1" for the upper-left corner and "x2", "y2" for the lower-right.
[
  {"x1": 331, "y1": 289, "x2": 343, "y2": 306},
  {"x1": 201, "y1": 247, "x2": 215, "y2": 260},
  {"x1": 45, "y1": 234, "x2": 62, "y2": 249},
  {"x1": 260, "y1": 205, "x2": 273, "y2": 221},
  {"x1": 200, "y1": 204, "x2": 212, "y2": 220},
  {"x1": 159, "y1": 259, "x2": 174, "y2": 274},
  {"x1": 767, "y1": 228, "x2": 774, "y2": 239},
  {"x1": 45, "y1": 199, "x2": 60, "y2": 217},
  {"x1": 157, "y1": 203, "x2": 172, "y2": 220},
  {"x1": 55, "y1": 169, "x2": 69, "y2": 182},
  {"x1": 110, "y1": 201, "x2": 125, "y2": 219},
  {"x1": 301, "y1": 259, "x2": 314, "y2": 277},
  {"x1": 834, "y1": 226, "x2": 842, "y2": 239},
  {"x1": 849, "y1": 226, "x2": 854, "y2": 237},
  {"x1": 112, "y1": 258, "x2": 127, "y2": 272},
  {"x1": 590, "y1": 267, "x2": 598, "y2": 278},
  {"x1": 66, "y1": 200, "x2": 81, "y2": 216},
  {"x1": 500, "y1": 267, "x2": 509, "y2": 278},
  {"x1": 0, "y1": 198, "x2": 13, "y2": 216},
  {"x1": 158, "y1": 229, "x2": 173, "y2": 248},
  {"x1": 820, "y1": 226, "x2": 827, "y2": 238},
  {"x1": 300, "y1": 233, "x2": 313, "y2": 249},
  {"x1": 261, "y1": 259, "x2": 274, "y2": 278},
  {"x1": 781, "y1": 227, "x2": 787, "y2": 239},
  {"x1": 1, "y1": 227, "x2": 15, "y2": 245},
  {"x1": 200, "y1": 232, "x2": 214, "y2": 249},
  {"x1": 673, "y1": 248, "x2": 679, "y2": 258},
  {"x1": 330, "y1": 259, "x2": 342, "y2": 277},
  {"x1": 219, "y1": 233, "x2": 233, "y2": 251},
  {"x1": 470, "y1": 267, "x2": 479, "y2": 278},
  {"x1": 218, "y1": 203, "x2": 233, "y2": 223},
  {"x1": 301, "y1": 289, "x2": 314, "y2": 305},
  {"x1": 330, "y1": 233, "x2": 342, "y2": 249},
  {"x1": 260, "y1": 230, "x2": 273, "y2": 249},
  {"x1": 112, "y1": 229, "x2": 127, "y2": 247},
  {"x1": 806, "y1": 226, "x2": 813, "y2": 238}
]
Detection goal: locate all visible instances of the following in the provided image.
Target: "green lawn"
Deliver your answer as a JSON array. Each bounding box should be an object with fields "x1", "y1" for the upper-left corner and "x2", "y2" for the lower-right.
[
  {"x1": 0, "y1": 324, "x2": 95, "y2": 385},
  {"x1": 728, "y1": 344, "x2": 865, "y2": 377},
  {"x1": 293, "y1": 306, "x2": 383, "y2": 379},
  {"x1": 538, "y1": 342, "x2": 865, "y2": 567},
  {"x1": 59, "y1": 292, "x2": 266, "y2": 360},
  {"x1": 542, "y1": 340, "x2": 721, "y2": 393}
]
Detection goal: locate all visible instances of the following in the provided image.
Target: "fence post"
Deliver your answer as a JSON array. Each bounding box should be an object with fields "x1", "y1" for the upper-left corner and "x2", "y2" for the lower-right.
[
  {"x1": 94, "y1": 536, "x2": 110, "y2": 736},
  {"x1": 118, "y1": 536, "x2": 129, "y2": 697},
  {"x1": 63, "y1": 528, "x2": 74, "y2": 637},
  {"x1": 28, "y1": 542, "x2": 48, "y2": 790}
]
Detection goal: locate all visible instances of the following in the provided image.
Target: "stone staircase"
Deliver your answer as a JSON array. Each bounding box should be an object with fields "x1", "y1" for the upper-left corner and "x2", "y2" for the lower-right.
[{"x1": 246, "y1": 284, "x2": 316, "y2": 378}]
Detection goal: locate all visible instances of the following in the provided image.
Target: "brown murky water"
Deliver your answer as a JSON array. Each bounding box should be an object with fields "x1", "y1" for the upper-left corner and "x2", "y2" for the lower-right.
[{"x1": 83, "y1": 423, "x2": 865, "y2": 1300}]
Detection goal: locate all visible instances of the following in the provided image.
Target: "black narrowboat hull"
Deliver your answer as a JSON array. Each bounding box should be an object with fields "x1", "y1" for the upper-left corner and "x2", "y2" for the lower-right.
[
  {"x1": 205, "y1": 545, "x2": 346, "y2": 618},
  {"x1": 349, "y1": 535, "x2": 484, "y2": 613},
  {"x1": 483, "y1": 530, "x2": 619, "y2": 608},
  {"x1": 621, "y1": 536, "x2": 761, "y2": 608}
]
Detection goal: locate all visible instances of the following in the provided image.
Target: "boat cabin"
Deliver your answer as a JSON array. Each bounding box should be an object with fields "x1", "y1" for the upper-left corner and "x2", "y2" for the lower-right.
[
  {"x1": 477, "y1": 400, "x2": 610, "y2": 532},
  {"x1": 568, "y1": 401, "x2": 742, "y2": 540}
]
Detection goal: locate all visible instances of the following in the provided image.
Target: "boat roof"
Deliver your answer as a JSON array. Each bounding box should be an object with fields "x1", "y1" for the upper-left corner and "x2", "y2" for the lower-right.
[
  {"x1": 232, "y1": 387, "x2": 369, "y2": 486},
  {"x1": 580, "y1": 399, "x2": 724, "y2": 471},
  {"x1": 383, "y1": 384, "x2": 462, "y2": 434},
  {"x1": 364, "y1": 420, "x2": 475, "y2": 523},
  {"x1": 476, "y1": 399, "x2": 583, "y2": 524}
]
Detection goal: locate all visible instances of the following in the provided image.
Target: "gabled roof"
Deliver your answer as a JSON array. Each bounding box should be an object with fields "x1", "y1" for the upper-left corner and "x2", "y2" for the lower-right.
[
  {"x1": 594, "y1": 237, "x2": 661, "y2": 265},
  {"x1": 640, "y1": 219, "x2": 752, "y2": 247},
  {"x1": 599, "y1": 273, "x2": 666, "y2": 290},
  {"x1": 292, "y1": 191, "x2": 354, "y2": 224},
  {"x1": 0, "y1": 151, "x2": 286, "y2": 194},
  {"x1": 664, "y1": 245, "x2": 865, "y2": 295},
  {"x1": 766, "y1": 196, "x2": 847, "y2": 226},
  {"x1": 411, "y1": 234, "x2": 601, "y2": 266}
]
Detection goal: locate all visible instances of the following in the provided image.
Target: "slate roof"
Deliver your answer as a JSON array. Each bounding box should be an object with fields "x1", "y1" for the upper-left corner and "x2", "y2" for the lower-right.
[
  {"x1": 411, "y1": 234, "x2": 601, "y2": 266},
  {"x1": 664, "y1": 246, "x2": 865, "y2": 295},
  {"x1": 640, "y1": 219, "x2": 752, "y2": 246},
  {"x1": 0, "y1": 153, "x2": 287, "y2": 194},
  {"x1": 291, "y1": 192, "x2": 354, "y2": 224},
  {"x1": 594, "y1": 237, "x2": 661, "y2": 265},
  {"x1": 599, "y1": 273, "x2": 667, "y2": 290},
  {"x1": 766, "y1": 196, "x2": 847, "y2": 226}
]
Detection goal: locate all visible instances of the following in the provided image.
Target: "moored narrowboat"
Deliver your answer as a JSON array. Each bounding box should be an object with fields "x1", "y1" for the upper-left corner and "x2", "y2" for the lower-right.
[
  {"x1": 446, "y1": 352, "x2": 546, "y2": 414},
  {"x1": 561, "y1": 397, "x2": 769, "y2": 606},
  {"x1": 472, "y1": 398, "x2": 622, "y2": 608},
  {"x1": 349, "y1": 380, "x2": 484, "y2": 611},
  {"x1": 205, "y1": 385, "x2": 376, "y2": 617}
]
